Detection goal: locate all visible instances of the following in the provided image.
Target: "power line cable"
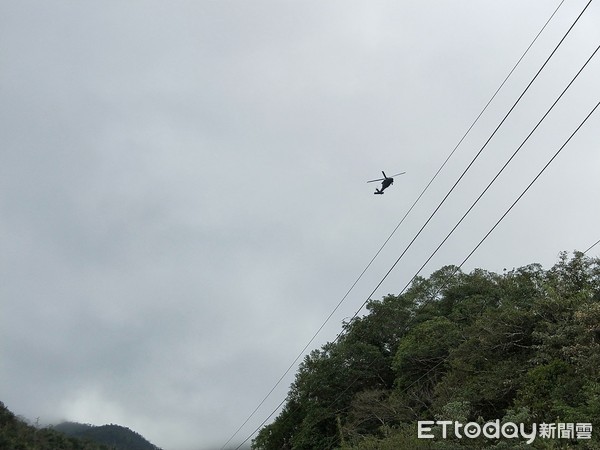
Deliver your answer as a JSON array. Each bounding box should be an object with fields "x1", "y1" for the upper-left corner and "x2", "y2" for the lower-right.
[
  {"x1": 298, "y1": 96, "x2": 600, "y2": 439},
  {"x1": 317, "y1": 76, "x2": 600, "y2": 428},
  {"x1": 309, "y1": 95, "x2": 600, "y2": 438},
  {"x1": 398, "y1": 41, "x2": 600, "y2": 295},
  {"x1": 340, "y1": 0, "x2": 593, "y2": 332},
  {"x1": 454, "y1": 100, "x2": 600, "y2": 271},
  {"x1": 583, "y1": 238, "x2": 600, "y2": 254},
  {"x1": 223, "y1": 0, "x2": 581, "y2": 447}
]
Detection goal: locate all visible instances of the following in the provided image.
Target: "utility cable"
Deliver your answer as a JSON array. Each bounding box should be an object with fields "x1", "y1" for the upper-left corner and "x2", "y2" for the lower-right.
[
  {"x1": 583, "y1": 238, "x2": 600, "y2": 254},
  {"x1": 398, "y1": 42, "x2": 600, "y2": 296},
  {"x1": 454, "y1": 100, "x2": 600, "y2": 272},
  {"x1": 303, "y1": 96, "x2": 600, "y2": 437},
  {"x1": 322, "y1": 98, "x2": 600, "y2": 431},
  {"x1": 222, "y1": 0, "x2": 580, "y2": 447},
  {"x1": 340, "y1": 0, "x2": 593, "y2": 331}
]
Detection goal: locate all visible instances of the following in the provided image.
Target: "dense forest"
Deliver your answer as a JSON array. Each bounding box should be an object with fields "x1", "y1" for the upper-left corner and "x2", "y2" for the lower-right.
[
  {"x1": 54, "y1": 422, "x2": 162, "y2": 450},
  {"x1": 0, "y1": 402, "x2": 161, "y2": 450},
  {"x1": 252, "y1": 252, "x2": 600, "y2": 449},
  {"x1": 0, "y1": 402, "x2": 108, "y2": 450}
]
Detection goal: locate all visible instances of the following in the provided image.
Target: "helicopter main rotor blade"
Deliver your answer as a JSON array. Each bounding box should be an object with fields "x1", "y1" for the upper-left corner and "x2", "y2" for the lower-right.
[
  {"x1": 390, "y1": 172, "x2": 406, "y2": 177},
  {"x1": 367, "y1": 178, "x2": 385, "y2": 183}
]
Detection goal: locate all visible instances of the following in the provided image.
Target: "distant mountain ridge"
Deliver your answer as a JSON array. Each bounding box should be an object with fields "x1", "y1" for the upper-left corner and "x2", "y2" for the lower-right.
[
  {"x1": 54, "y1": 421, "x2": 163, "y2": 450},
  {"x1": 0, "y1": 401, "x2": 162, "y2": 450},
  {"x1": 0, "y1": 401, "x2": 106, "y2": 450}
]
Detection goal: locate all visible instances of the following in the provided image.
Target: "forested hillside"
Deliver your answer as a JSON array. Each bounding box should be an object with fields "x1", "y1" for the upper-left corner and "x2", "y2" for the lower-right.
[
  {"x1": 252, "y1": 252, "x2": 600, "y2": 449},
  {"x1": 0, "y1": 402, "x2": 109, "y2": 450},
  {"x1": 0, "y1": 402, "x2": 162, "y2": 450},
  {"x1": 55, "y1": 422, "x2": 163, "y2": 450}
]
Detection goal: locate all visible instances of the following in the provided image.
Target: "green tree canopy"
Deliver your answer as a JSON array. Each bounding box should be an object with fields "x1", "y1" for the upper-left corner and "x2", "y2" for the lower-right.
[{"x1": 252, "y1": 252, "x2": 600, "y2": 449}]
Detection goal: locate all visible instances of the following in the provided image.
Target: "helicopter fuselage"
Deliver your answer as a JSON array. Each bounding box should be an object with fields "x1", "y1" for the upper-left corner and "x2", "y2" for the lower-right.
[
  {"x1": 368, "y1": 170, "x2": 405, "y2": 194},
  {"x1": 381, "y1": 178, "x2": 394, "y2": 190}
]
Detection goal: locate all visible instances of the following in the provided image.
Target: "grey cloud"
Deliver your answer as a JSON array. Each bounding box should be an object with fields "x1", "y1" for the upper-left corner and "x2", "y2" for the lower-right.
[{"x1": 2, "y1": 1, "x2": 599, "y2": 449}]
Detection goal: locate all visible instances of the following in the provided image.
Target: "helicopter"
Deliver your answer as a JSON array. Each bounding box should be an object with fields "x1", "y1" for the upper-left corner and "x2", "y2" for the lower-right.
[{"x1": 367, "y1": 171, "x2": 406, "y2": 194}]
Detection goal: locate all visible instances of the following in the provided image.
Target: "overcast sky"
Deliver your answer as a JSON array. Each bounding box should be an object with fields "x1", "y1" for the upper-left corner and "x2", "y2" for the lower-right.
[{"x1": 1, "y1": 1, "x2": 599, "y2": 449}]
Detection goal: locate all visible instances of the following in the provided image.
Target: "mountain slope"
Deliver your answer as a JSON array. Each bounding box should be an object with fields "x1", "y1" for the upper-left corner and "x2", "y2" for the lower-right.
[
  {"x1": 0, "y1": 402, "x2": 108, "y2": 450},
  {"x1": 0, "y1": 401, "x2": 162, "y2": 450},
  {"x1": 54, "y1": 422, "x2": 163, "y2": 450}
]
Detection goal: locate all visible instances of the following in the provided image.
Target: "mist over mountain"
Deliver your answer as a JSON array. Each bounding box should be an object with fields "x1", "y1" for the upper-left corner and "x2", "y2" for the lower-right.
[
  {"x1": 3, "y1": 253, "x2": 598, "y2": 450},
  {"x1": 55, "y1": 421, "x2": 163, "y2": 450},
  {"x1": 0, "y1": 401, "x2": 162, "y2": 450}
]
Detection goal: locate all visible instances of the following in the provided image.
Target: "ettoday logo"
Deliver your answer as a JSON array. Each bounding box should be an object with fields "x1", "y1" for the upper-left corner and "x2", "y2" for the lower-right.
[
  {"x1": 418, "y1": 420, "x2": 537, "y2": 444},
  {"x1": 418, "y1": 420, "x2": 593, "y2": 444}
]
